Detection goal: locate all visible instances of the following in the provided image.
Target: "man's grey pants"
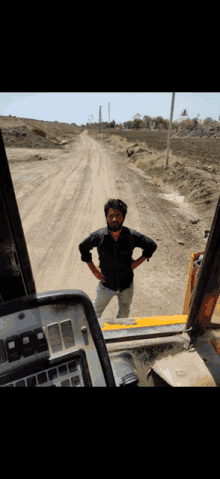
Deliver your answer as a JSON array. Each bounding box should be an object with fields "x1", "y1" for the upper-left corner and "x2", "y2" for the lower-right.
[{"x1": 93, "y1": 281, "x2": 134, "y2": 319}]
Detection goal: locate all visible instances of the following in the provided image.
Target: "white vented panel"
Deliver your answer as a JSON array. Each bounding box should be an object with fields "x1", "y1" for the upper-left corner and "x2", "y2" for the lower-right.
[{"x1": 60, "y1": 320, "x2": 75, "y2": 348}]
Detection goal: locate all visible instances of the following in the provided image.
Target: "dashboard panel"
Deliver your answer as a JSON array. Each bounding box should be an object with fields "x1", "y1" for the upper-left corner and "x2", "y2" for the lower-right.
[
  {"x1": 0, "y1": 290, "x2": 116, "y2": 387},
  {"x1": 0, "y1": 349, "x2": 91, "y2": 387}
]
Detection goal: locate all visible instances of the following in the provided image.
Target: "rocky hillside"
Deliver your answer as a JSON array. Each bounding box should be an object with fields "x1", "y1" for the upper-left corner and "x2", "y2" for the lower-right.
[
  {"x1": 0, "y1": 116, "x2": 82, "y2": 148},
  {"x1": 174, "y1": 125, "x2": 220, "y2": 138},
  {"x1": 172, "y1": 118, "x2": 220, "y2": 138}
]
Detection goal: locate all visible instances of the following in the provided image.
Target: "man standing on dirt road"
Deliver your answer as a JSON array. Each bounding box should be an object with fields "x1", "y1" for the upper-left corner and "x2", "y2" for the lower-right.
[{"x1": 79, "y1": 199, "x2": 157, "y2": 319}]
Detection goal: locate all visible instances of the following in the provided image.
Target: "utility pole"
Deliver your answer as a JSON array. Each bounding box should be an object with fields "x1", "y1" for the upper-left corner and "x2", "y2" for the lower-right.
[
  {"x1": 88, "y1": 115, "x2": 93, "y2": 128},
  {"x1": 108, "y1": 103, "x2": 110, "y2": 134},
  {"x1": 99, "y1": 106, "x2": 102, "y2": 133},
  {"x1": 165, "y1": 92, "x2": 175, "y2": 169}
]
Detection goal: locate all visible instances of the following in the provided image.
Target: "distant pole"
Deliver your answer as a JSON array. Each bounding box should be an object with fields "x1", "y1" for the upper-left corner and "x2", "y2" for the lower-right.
[
  {"x1": 165, "y1": 92, "x2": 175, "y2": 169},
  {"x1": 99, "y1": 106, "x2": 102, "y2": 133},
  {"x1": 108, "y1": 103, "x2": 110, "y2": 134}
]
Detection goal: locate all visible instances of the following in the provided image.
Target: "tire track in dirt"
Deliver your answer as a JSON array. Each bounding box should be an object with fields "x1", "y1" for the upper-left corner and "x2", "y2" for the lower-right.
[
  {"x1": 31, "y1": 154, "x2": 94, "y2": 291},
  {"x1": 9, "y1": 134, "x2": 93, "y2": 293}
]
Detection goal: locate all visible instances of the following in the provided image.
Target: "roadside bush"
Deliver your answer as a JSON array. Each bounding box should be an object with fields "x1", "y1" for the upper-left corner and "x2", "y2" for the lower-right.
[
  {"x1": 172, "y1": 122, "x2": 178, "y2": 131},
  {"x1": 162, "y1": 119, "x2": 169, "y2": 129},
  {"x1": 203, "y1": 118, "x2": 220, "y2": 129},
  {"x1": 132, "y1": 119, "x2": 142, "y2": 129},
  {"x1": 155, "y1": 116, "x2": 164, "y2": 123},
  {"x1": 178, "y1": 118, "x2": 194, "y2": 130}
]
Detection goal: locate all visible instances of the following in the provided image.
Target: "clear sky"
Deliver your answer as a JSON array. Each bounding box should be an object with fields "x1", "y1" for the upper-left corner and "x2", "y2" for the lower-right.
[{"x1": 0, "y1": 92, "x2": 220, "y2": 125}]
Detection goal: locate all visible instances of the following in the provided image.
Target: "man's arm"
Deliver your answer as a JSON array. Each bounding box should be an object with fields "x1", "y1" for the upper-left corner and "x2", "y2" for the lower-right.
[
  {"x1": 79, "y1": 233, "x2": 104, "y2": 281},
  {"x1": 131, "y1": 256, "x2": 147, "y2": 270},
  {"x1": 79, "y1": 232, "x2": 98, "y2": 263},
  {"x1": 132, "y1": 230, "x2": 157, "y2": 260},
  {"x1": 87, "y1": 261, "x2": 97, "y2": 274},
  {"x1": 87, "y1": 262, "x2": 105, "y2": 281},
  {"x1": 79, "y1": 232, "x2": 105, "y2": 281},
  {"x1": 130, "y1": 230, "x2": 157, "y2": 270}
]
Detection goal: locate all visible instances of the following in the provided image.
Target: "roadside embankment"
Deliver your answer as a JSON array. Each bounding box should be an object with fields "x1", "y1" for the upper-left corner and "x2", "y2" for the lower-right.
[{"x1": 87, "y1": 128, "x2": 220, "y2": 230}]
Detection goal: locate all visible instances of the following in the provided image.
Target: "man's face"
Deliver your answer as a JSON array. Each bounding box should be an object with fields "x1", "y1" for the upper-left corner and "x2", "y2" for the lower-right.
[{"x1": 107, "y1": 208, "x2": 124, "y2": 232}]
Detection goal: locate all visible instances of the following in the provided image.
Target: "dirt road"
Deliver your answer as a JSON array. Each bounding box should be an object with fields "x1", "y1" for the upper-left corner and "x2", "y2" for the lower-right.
[{"x1": 7, "y1": 131, "x2": 207, "y2": 328}]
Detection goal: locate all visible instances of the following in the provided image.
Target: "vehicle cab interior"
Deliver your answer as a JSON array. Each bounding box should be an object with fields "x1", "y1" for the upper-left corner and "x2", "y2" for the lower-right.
[{"x1": 0, "y1": 128, "x2": 220, "y2": 387}]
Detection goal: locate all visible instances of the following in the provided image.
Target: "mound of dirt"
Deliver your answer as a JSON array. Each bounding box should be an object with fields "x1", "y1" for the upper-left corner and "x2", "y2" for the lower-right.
[
  {"x1": 1, "y1": 125, "x2": 61, "y2": 149},
  {"x1": 126, "y1": 143, "x2": 152, "y2": 157},
  {"x1": 0, "y1": 115, "x2": 81, "y2": 149},
  {"x1": 137, "y1": 155, "x2": 219, "y2": 228},
  {"x1": 32, "y1": 129, "x2": 46, "y2": 138}
]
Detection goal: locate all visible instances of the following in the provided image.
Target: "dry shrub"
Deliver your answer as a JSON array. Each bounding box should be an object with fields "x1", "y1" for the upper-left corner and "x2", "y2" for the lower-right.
[
  {"x1": 203, "y1": 119, "x2": 220, "y2": 130},
  {"x1": 172, "y1": 122, "x2": 178, "y2": 131},
  {"x1": 155, "y1": 116, "x2": 164, "y2": 123},
  {"x1": 178, "y1": 118, "x2": 194, "y2": 130},
  {"x1": 162, "y1": 119, "x2": 169, "y2": 129}
]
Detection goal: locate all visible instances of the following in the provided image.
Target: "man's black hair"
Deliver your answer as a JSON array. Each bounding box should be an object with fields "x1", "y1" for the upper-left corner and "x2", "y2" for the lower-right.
[{"x1": 104, "y1": 199, "x2": 127, "y2": 219}]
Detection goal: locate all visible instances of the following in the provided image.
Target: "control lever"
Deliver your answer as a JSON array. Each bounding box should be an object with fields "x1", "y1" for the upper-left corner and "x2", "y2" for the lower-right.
[
  {"x1": 108, "y1": 350, "x2": 139, "y2": 387},
  {"x1": 3, "y1": 245, "x2": 21, "y2": 276}
]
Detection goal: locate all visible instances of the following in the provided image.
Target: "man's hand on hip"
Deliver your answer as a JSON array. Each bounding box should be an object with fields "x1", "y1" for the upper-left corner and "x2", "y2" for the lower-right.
[
  {"x1": 86, "y1": 261, "x2": 105, "y2": 282},
  {"x1": 131, "y1": 256, "x2": 147, "y2": 270}
]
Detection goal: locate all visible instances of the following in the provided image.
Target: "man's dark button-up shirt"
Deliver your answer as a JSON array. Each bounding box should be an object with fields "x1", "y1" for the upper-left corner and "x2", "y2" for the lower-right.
[{"x1": 79, "y1": 225, "x2": 157, "y2": 292}]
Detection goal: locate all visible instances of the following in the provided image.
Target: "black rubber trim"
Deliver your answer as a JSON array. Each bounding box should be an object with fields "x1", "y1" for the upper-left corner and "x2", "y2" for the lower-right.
[{"x1": 0, "y1": 129, "x2": 36, "y2": 297}]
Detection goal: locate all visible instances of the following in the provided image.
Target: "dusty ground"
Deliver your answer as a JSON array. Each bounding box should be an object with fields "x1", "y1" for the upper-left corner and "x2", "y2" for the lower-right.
[{"x1": 4, "y1": 124, "x2": 216, "y2": 329}]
